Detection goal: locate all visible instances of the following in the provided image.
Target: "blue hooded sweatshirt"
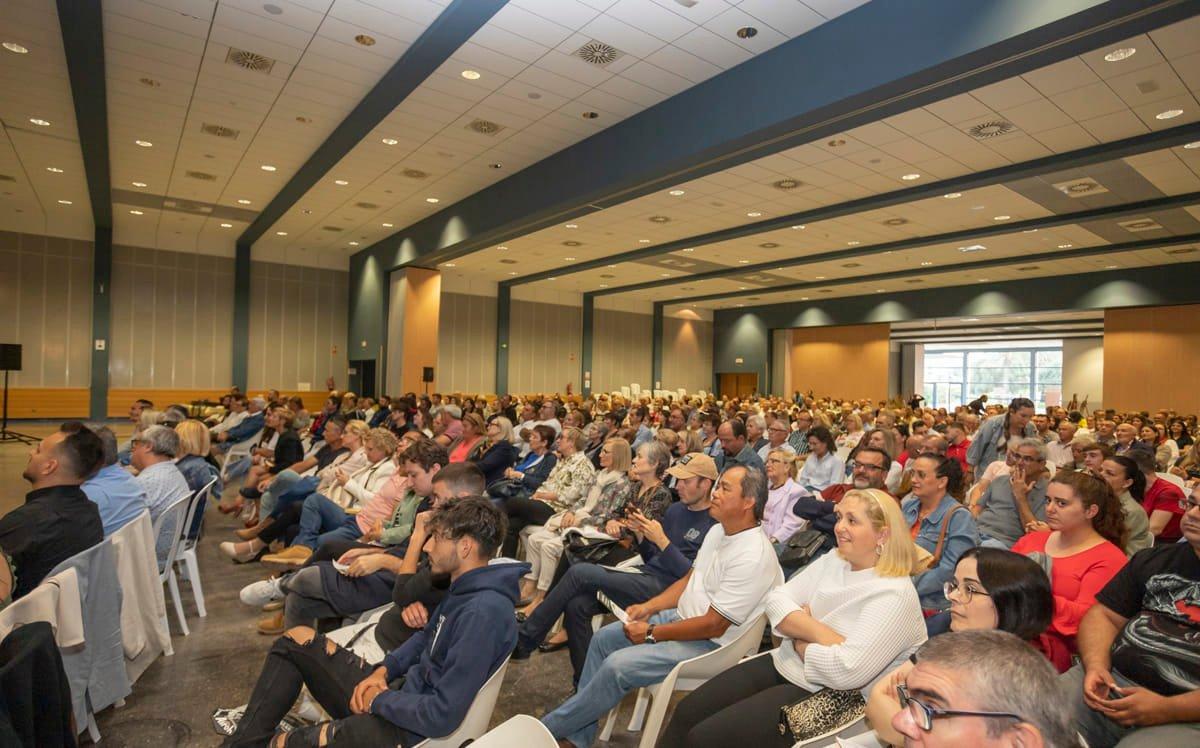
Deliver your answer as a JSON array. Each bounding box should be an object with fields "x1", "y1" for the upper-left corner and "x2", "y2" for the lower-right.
[{"x1": 371, "y1": 559, "x2": 528, "y2": 739}]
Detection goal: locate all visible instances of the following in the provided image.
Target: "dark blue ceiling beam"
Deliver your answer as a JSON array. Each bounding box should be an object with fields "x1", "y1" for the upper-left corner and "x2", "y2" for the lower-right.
[
  {"x1": 57, "y1": 0, "x2": 111, "y2": 230},
  {"x1": 533, "y1": 121, "x2": 1200, "y2": 290},
  {"x1": 357, "y1": 0, "x2": 1195, "y2": 274},
  {"x1": 238, "y1": 0, "x2": 509, "y2": 247},
  {"x1": 676, "y1": 232, "x2": 1200, "y2": 306},
  {"x1": 594, "y1": 189, "x2": 1200, "y2": 298}
]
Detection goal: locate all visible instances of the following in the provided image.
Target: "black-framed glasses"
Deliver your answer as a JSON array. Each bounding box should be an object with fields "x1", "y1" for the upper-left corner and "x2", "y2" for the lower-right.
[
  {"x1": 1179, "y1": 497, "x2": 1200, "y2": 513},
  {"x1": 943, "y1": 578, "x2": 990, "y2": 604},
  {"x1": 896, "y1": 683, "x2": 1024, "y2": 732},
  {"x1": 853, "y1": 462, "x2": 886, "y2": 472}
]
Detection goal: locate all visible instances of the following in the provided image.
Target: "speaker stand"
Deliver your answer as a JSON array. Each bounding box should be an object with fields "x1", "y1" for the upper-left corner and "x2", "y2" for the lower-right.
[{"x1": 1, "y1": 370, "x2": 38, "y2": 445}]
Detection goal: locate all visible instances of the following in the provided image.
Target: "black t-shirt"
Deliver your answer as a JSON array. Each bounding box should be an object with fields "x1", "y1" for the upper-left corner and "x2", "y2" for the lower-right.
[
  {"x1": 314, "y1": 444, "x2": 349, "y2": 472},
  {"x1": 1097, "y1": 542, "x2": 1200, "y2": 696},
  {"x1": 373, "y1": 561, "x2": 448, "y2": 651}
]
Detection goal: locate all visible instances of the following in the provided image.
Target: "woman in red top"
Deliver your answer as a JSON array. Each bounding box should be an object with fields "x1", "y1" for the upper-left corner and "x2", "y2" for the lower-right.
[{"x1": 1012, "y1": 470, "x2": 1128, "y2": 654}]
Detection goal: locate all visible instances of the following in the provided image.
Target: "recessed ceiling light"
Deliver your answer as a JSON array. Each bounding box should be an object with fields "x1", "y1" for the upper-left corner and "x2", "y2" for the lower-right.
[
  {"x1": 46, "y1": 167, "x2": 63, "y2": 173},
  {"x1": 747, "y1": 211, "x2": 762, "y2": 217},
  {"x1": 354, "y1": 34, "x2": 376, "y2": 46},
  {"x1": 29, "y1": 118, "x2": 50, "y2": 126},
  {"x1": 682, "y1": 248, "x2": 694, "y2": 252},
  {"x1": 815, "y1": 275, "x2": 825, "y2": 279},
  {"x1": 791, "y1": 225, "x2": 805, "y2": 230},
  {"x1": 737, "y1": 259, "x2": 750, "y2": 264},
  {"x1": 1105, "y1": 264, "x2": 1119, "y2": 269},
  {"x1": 847, "y1": 240, "x2": 861, "y2": 246},
  {"x1": 736, "y1": 26, "x2": 758, "y2": 39},
  {"x1": 334, "y1": 179, "x2": 349, "y2": 185},
  {"x1": 547, "y1": 277, "x2": 557, "y2": 281},
  {"x1": 901, "y1": 173, "x2": 921, "y2": 181},
  {"x1": 598, "y1": 283, "x2": 608, "y2": 288},
  {"x1": 489, "y1": 162, "x2": 503, "y2": 169},
  {"x1": 509, "y1": 271, "x2": 518, "y2": 276},
  {"x1": 1103, "y1": 47, "x2": 1136, "y2": 62},
  {"x1": 349, "y1": 241, "x2": 359, "y2": 246},
  {"x1": 381, "y1": 138, "x2": 398, "y2": 145},
  {"x1": 920, "y1": 261, "x2": 933, "y2": 266},
  {"x1": 1156, "y1": 109, "x2": 1184, "y2": 120},
  {"x1": 3, "y1": 42, "x2": 29, "y2": 54},
  {"x1": 565, "y1": 223, "x2": 578, "y2": 228},
  {"x1": 426, "y1": 197, "x2": 439, "y2": 203},
  {"x1": 129, "y1": 209, "x2": 143, "y2": 215},
  {"x1": 943, "y1": 192, "x2": 962, "y2": 199},
  {"x1": 668, "y1": 189, "x2": 685, "y2": 196},
  {"x1": 135, "y1": 140, "x2": 152, "y2": 147},
  {"x1": 959, "y1": 244, "x2": 986, "y2": 252},
  {"x1": 57, "y1": 199, "x2": 72, "y2": 205},
  {"x1": 261, "y1": 164, "x2": 277, "y2": 171},
  {"x1": 1058, "y1": 243, "x2": 1073, "y2": 248},
  {"x1": 461, "y1": 70, "x2": 481, "y2": 80},
  {"x1": 276, "y1": 231, "x2": 287, "y2": 236},
  {"x1": 993, "y1": 215, "x2": 1011, "y2": 221},
  {"x1": 131, "y1": 181, "x2": 147, "y2": 187},
  {"x1": 564, "y1": 256, "x2": 576, "y2": 261},
  {"x1": 978, "y1": 278, "x2": 989, "y2": 283},
  {"x1": 1022, "y1": 228, "x2": 1038, "y2": 233},
  {"x1": 498, "y1": 246, "x2": 508, "y2": 250},
  {"x1": 875, "y1": 289, "x2": 885, "y2": 293},
  {"x1": 638, "y1": 239, "x2": 650, "y2": 243},
  {"x1": 237, "y1": 199, "x2": 251, "y2": 204},
  {"x1": 607, "y1": 264, "x2": 617, "y2": 268},
  {"x1": 1184, "y1": 141, "x2": 1200, "y2": 149},
  {"x1": 381, "y1": 222, "x2": 393, "y2": 227},
  {"x1": 220, "y1": 223, "x2": 232, "y2": 228},
  {"x1": 661, "y1": 273, "x2": 671, "y2": 277},
  {"x1": 443, "y1": 263, "x2": 456, "y2": 268}
]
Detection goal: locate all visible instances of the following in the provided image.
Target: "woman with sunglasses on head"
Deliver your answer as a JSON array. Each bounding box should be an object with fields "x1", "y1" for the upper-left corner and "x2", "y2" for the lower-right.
[
  {"x1": 660, "y1": 489, "x2": 927, "y2": 748},
  {"x1": 866, "y1": 547, "x2": 1059, "y2": 746},
  {"x1": 1011, "y1": 471, "x2": 1127, "y2": 657}
]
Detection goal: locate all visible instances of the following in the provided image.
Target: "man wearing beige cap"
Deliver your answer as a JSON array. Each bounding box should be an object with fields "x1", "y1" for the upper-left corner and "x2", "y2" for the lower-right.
[{"x1": 512, "y1": 452, "x2": 721, "y2": 686}]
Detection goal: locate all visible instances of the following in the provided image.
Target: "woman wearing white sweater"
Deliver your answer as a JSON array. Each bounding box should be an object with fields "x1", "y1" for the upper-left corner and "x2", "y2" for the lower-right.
[{"x1": 660, "y1": 488, "x2": 927, "y2": 748}]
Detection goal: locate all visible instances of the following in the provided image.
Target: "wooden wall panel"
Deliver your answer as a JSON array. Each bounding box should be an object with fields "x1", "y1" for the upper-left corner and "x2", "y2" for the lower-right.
[
  {"x1": 7, "y1": 389, "x2": 91, "y2": 419},
  {"x1": 787, "y1": 323, "x2": 891, "y2": 402},
  {"x1": 105, "y1": 388, "x2": 333, "y2": 418},
  {"x1": 1104, "y1": 305, "x2": 1199, "y2": 412}
]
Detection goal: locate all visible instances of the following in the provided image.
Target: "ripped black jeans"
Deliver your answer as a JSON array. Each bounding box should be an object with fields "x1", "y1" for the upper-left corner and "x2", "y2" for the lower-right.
[{"x1": 222, "y1": 632, "x2": 414, "y2": 748}]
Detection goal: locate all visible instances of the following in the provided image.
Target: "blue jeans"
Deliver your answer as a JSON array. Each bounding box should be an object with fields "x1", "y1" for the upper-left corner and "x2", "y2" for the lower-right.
[
  {"x1": 979, "y1": 533, "x2": 1012, "y2": 550},
  {"x1": 541, "y1": 610, "x2": 717, "y2": 747},
  {"x1": 295, "y1": 494, "x2": 361, "y2": 550},
  {"x1": 224, "y1": 456, "x2": 252, "y2": 482},
  {"x1": 264, "y1": 474, "x2": 319, "y2": 517}
]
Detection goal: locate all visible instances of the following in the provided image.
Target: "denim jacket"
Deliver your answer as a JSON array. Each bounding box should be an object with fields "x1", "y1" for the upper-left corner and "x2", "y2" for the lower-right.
[{"x1": 901, "y1": 494, "x2": 979, "y2": 609}]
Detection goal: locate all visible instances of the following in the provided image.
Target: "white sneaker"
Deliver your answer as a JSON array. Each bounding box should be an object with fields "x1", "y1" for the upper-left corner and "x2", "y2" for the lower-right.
[{"x1": 239, "y1": 576, "x2": 284, "y2": 607}]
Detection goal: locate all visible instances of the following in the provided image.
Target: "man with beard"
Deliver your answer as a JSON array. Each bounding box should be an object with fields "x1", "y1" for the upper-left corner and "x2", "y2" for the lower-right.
[{"x1": 792, "y1": 446, "x2": 893, "y2": 552}]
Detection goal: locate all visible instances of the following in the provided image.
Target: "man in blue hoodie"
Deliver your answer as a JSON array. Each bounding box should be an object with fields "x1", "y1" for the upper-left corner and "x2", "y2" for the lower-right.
[{"x1": 223, "y1": 496, "x2": 526, "y2": 748}]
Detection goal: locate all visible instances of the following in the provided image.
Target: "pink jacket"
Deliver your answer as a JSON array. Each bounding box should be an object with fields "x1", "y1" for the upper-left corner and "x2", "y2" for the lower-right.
[{"x1": 356, "y1": 471, "x2": 409, "y2": 534}]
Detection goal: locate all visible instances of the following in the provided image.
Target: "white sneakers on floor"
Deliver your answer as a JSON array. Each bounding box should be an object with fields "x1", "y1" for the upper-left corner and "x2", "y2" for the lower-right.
[{"x1": 239, "y1": 576, "x2": 284, "y2": 607}]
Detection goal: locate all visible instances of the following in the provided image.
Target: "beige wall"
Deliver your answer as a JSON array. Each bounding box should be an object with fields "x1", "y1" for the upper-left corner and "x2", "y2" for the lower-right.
[
  {"x1": 110, "y1": 244, "x2": 234, "y2": 389},
  {"x1": 0, "y1": 230, "x2": 93, "y2": 387},
  {"x1": 508, "y1": 300, "x2": 581, "y2": 394},
  {"x1": 592, "y1": 308, "x2": 652, "y2": 394},
  {"x1": 1104, "y1": 305, "x2": 1198, "y2": 412},
  {"x1": 662, "y1": 316, "x2": 713, "y2": 394},
  {"x1": 787, "y1": 323, "x2": 891, "y2": 402},
  {"x1": 248, "y1": 260, "x2": 348, "y2": 391},
  {"x1": 398, "y1": 268, "x2": 441, "y2": 395},
  {"x1": 437, "y1": 292, "x2": 496, "y2": 394}
]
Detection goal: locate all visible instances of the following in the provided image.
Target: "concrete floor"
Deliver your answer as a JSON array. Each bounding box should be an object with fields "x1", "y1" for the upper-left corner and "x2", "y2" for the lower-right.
[{"x1": 1, "y1": 421, "x2": 648, "y2": 747}]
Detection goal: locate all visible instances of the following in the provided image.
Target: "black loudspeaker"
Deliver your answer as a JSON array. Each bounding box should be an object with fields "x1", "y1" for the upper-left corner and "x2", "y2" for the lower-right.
[
  {"x1": 422, "y1": 367, "x2": 435, "y2": 383},
  {"x1": 0, "y1": 344, "x2": 20, "y2": 372}
]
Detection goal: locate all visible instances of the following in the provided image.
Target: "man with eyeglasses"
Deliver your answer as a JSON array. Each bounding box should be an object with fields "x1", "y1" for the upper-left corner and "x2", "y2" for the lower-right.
[
  {"x1": 974, "y1": 438, "x2": 1051, "y2": 549},
  {"x1": 1060, "y1": 491, "x2": 1200, "y2": 746},
  {"x1": 893, "y1": 630, "x2": 1076, "y2": 747},
  {"x1": 793, "y1": 446, "x2": 893, "y2": 552},
  {"x1": 757, "y1": 418, "x2": 795, "y2": 464}
]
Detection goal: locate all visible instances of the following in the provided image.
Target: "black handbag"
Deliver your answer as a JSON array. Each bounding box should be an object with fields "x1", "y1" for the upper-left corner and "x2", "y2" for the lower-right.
[
  {"x1": 564, "y1": 534, "x2": 638, "y2": 567},
  {"x1": 778, "y1": 528, "x2": 827, "y2": 568},
  {"x1": 486, "y1": 479, "x2": 525, "y2": 502}
]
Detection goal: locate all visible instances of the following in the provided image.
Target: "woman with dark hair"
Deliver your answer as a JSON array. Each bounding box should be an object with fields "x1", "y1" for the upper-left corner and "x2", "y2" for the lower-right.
[
  {"x1": 1012, "y1": 471, "x2": 1127, "y2": 658},
  {"x1": 866, "y1": 547, "x2": 1061, "y2": 745},
  {"x1": 1169, "y1": 418, "x2": 1193, "y2": 451},
  {"x1": 902, "y1": 453, "x2": 979, "y2": 611},
  {"x1": 798, "y1": 425, "x2": 843, "y2": 492},
  {"x1": 1099, "y1": 455, "x2": 1153, "y2": 555},
  {"x1": 965, "y1": 396, "x2": 1037, "y2": 480}
]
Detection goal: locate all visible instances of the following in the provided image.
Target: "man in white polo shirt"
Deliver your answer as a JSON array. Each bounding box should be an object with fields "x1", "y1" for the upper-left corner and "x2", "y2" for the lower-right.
[{"x1": 539, "y1": 464, "x2": 783, "y2": 748}]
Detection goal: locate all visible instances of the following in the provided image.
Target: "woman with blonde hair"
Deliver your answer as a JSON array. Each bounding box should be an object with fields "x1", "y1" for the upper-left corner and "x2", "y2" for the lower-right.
[
  {"x1": 174, "y1": 419, "x2": 221, "y2": 533},
  {"x1": 661, "y1": 489, "x2": 927, "y2": 747},
  {"x1": 471, "y1": 415, "x2": 518, "y2": 485}
]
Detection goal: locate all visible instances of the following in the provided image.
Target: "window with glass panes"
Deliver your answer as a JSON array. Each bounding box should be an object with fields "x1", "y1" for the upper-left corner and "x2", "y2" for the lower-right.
[{"x1": 922, "y1": 342, "x2": 1062, "y2": 411}]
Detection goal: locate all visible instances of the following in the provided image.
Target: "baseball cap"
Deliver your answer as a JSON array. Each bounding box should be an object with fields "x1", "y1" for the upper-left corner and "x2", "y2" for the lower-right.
[{"x1": 666, "y1": 452, "x2": 719, "y2": 481}]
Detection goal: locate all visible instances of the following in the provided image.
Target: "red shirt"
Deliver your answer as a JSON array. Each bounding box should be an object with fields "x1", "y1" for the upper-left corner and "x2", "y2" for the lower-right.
[
  {"x1": 1142, "y1": 477, "x2": 1185, "y2": 543},
  {"x1": 1011, "y1": 531, "x2": 1127, "y2": 653},
  {"x1": 946, "y1": 439, "x2": 971, "y2": 472}
]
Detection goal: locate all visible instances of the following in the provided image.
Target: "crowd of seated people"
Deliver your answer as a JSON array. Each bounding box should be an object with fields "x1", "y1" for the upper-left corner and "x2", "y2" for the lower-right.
[{"x1": 5, "y1": 386, "x2": 1199, "y2": 747}]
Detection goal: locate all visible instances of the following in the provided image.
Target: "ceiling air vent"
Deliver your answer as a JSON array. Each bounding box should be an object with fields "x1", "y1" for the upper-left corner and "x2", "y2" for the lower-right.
[
  {"x1": 0, "y1": 174, "x2": 15, "y2": 182},
  {"x1": 562, "y1": 240, "x2": 582, "y2": 247},
  {"x1": 1166, "y1": 247, "x2": 1198, "y2": 255},
  {"x1": 499, "y1": 259, "x2": 517, "y2": 264},
  {"x1": 354, "y1": 202, "x2": 379, "y2": 210},
  {"x1": 1119, "y1": 218, "x2": 1163, "y2": 232},
  {"x1": 759, "y1": 242, "x2": 779, "y2": 248},
  {"x1": 882, "y1": 217, "x2": 909, "y2": 226},
  {"x1": 466, "y1": 118, "x2": 505, "y2": 136},
  {"x1": 1017, "y1": 265, "x2": 1042, "y2": 271},
  {"x1": 201, "y1": 122, "x2": 240, "y2": 139},
  {"x1": 648, "y1": 215, "x2": 670, "y2": 223},
  {"x1": 660, "y1": 258, "x2": 696, "y2": 268},
  {"x1": 600, "y1": 274, "x2": 615, "y2": 279},
  {"x1": 841, "y1": 262, "x2": 862, "y2": 268},
  {"x1": 966, "y1": 119, "x2": 1017, "y2": 139},
  {"x1": 185, "y1": 170, "x2": 217, "y2": 181},
  {"x1": 773, "y1": 179, "x2": 802, "y2": 190},
  {"x1": 321, "y1": 225, "x2": 344, "y2": 232},
  {"x1": 818, "y1": 289, "x2": 832, "y2": 293},
  {"x1": 1052, "y1": 177, "x2": 1108, "y2": 197},
  {"x1": 400, "y1": 168, "x2": 429, "y2": 179},
  {"x1": 1136, "y1": 80, "x2": 1160, "y2": 94},
  {"x1": 162, "y1": 199, "x2": 211, "y2": 213},
  {"x1": 904, "y1": 279, "x2": 924, "y2": 284},
  {"x1": 226, "y1": 48, "x2": 276, "y2": 74},
  {"x1": 573, "y1": 40, "x2": 624, "y2": 66}
]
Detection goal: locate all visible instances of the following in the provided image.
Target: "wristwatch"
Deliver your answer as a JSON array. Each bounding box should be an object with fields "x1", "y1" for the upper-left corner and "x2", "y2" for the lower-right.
[{"x1": 644, "y1": 624, "x2": 657, "y2": 645}]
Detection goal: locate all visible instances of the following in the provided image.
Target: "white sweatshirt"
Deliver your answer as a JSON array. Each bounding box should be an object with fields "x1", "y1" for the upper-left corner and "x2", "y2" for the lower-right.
[{"x1": 766, "y1": 550, "x2": 926, "y2": 694}]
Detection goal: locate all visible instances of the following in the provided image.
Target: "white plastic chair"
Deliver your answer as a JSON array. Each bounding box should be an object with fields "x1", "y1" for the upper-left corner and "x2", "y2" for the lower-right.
[
  {"x1": 468, "y1": 715, "x2": 557, "y2": 748},
  {"x1": 174, "y1": 478, "x2": 217, "y2": 619},
  {"x1": 152, "y1": 490, "x2": 198, "y2": 636},
  {"x1": 415, "y1": 656, "x2": 511, "y2": 748},
  {"x1": 219, "y1": 428, "x2": 263, "y2": 481},
  {"x1": 1157, "y1": 471, "x2": 1186, "y2": 490},
  {"x1": 599, "y1": 615, "x2": 767, "y2": 747}
]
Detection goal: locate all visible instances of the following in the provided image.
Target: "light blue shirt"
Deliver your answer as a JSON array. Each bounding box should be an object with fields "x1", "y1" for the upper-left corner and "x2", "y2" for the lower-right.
[
  {"x1": 136, "y1": 460, "x2": 193, "y2": 560},
  {"x1": 798, "y1": 451, "x2": 845, "y2": 492},
  {"x1": 82, "y1": 463, "x2": 149, "y2": 536}
]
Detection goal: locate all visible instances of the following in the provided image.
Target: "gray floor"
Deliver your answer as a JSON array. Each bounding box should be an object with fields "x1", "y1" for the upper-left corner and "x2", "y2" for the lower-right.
[{"x1": 1, "y1": 422, "x2": 647, "y2": 747}]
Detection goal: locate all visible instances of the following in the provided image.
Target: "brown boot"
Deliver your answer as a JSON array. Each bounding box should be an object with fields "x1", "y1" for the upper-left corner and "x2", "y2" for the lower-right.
[{"x1": 257, "y1": 610, "x2": 285, "y2": 636}]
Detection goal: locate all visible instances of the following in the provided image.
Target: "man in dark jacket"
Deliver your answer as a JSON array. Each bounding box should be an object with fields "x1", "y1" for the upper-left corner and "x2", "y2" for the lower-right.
[
  {"x1": 223, "y1": 497, "x2": 525, "y2": 747},
  {"x1": 793, "y1": 446, "x2": 892, "y2": 555}
]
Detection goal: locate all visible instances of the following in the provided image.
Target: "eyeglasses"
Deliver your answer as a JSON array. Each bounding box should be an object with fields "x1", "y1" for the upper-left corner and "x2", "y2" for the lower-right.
[
  {"x1": 896, "y1": 683, "x2": 1024, "y2": 732},
  {"x1": 943, "y1": 578, "x2": 990, "y2": 604},
  {"x1": 1179, "y1": 497, "x2": 1200, "y2": 513},
  {"x1": 1015, "y1": 454, "x2": 1044, "y2": 463},
  {"x1": 854, "y1": 462, "x2": 885, "y2": 472}
]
